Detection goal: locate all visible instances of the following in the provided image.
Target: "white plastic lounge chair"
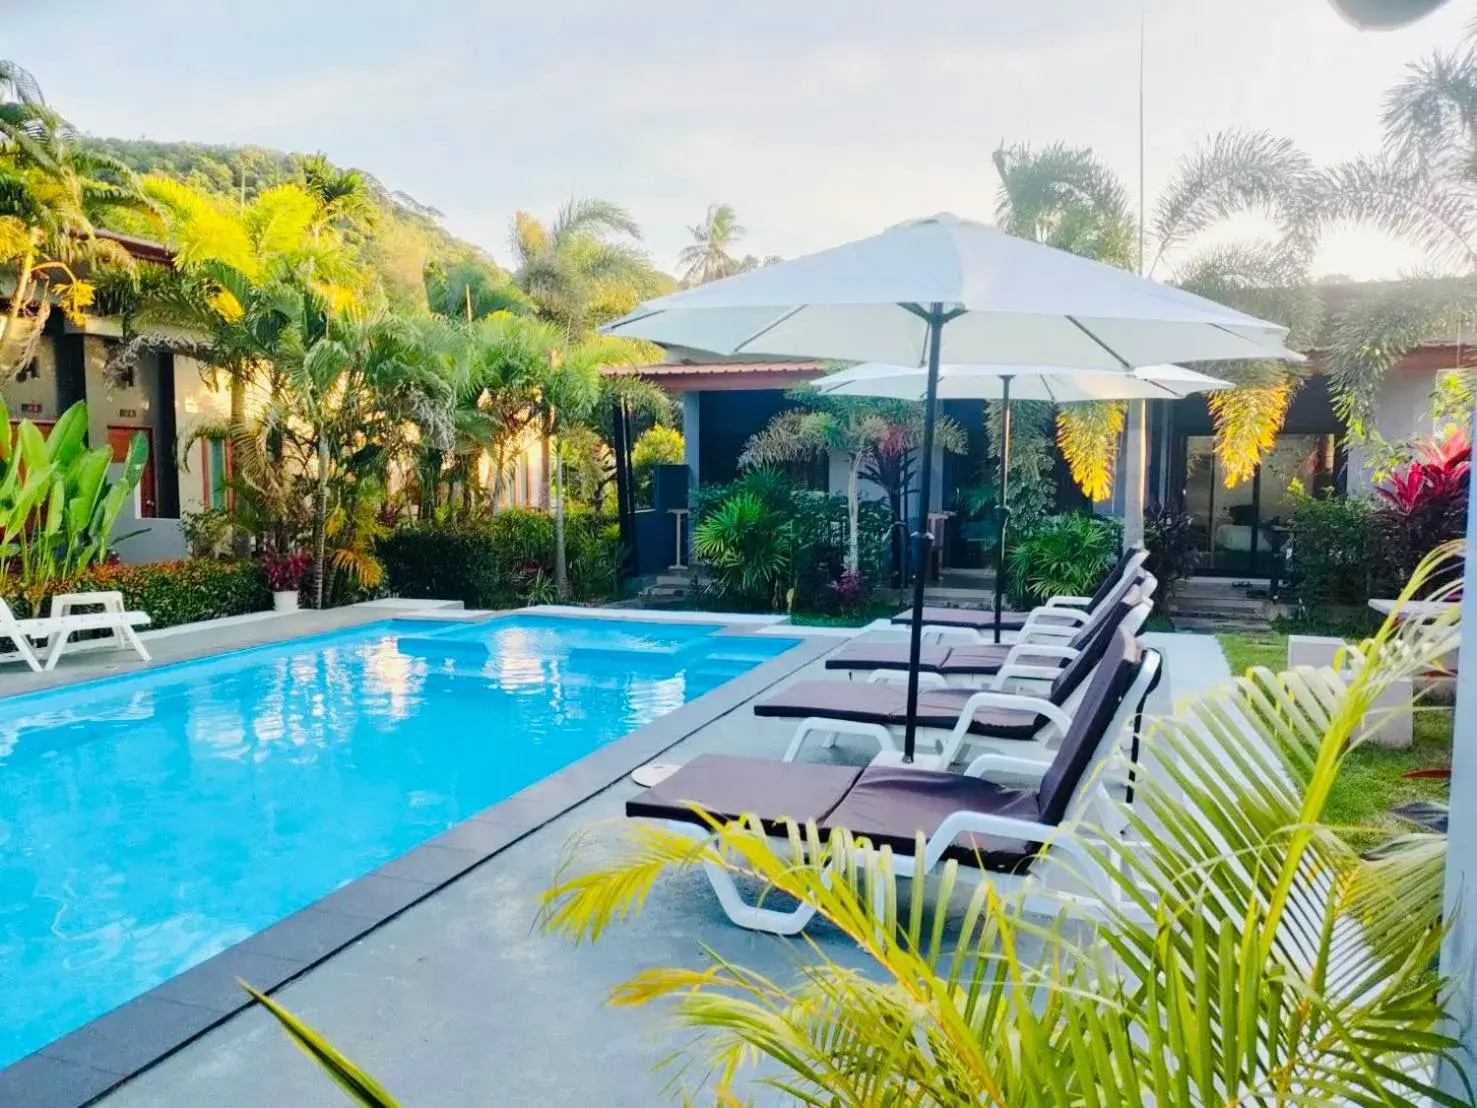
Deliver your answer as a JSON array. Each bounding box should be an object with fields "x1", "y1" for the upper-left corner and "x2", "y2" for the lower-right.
[
  {"x1": 628, "y1": 628, "x2": 1160, "y2": 933},
  {"x1": 761, "y1": 593, "x2": 1152, "y2": 770},
  {"x1": 0, "y1": 594, "x2": 152, "y2": 672},
  {"x1": 891, "y1": 545, "x2": 1149, "y2": 643}
]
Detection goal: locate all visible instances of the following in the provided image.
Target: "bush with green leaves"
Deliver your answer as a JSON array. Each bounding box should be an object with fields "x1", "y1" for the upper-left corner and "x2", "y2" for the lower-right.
[
  {"x1": 630, "y1": 425, "x2": 684, "y2": 504},
  {"x1": 378, "y1": 509, "x2": 619, "y2": 609},
  {"x1": 692, "y1": 492, "x2": 793, "y2": 609},
  {"x1": 693, "y1": 472, "x2": 890, "y2": 610},
  {"x1": 1143, "y1": 501, "x2": 1200, "y2": 614},
  {"x1": 7, "y1": 559, "x2": 270, "y2": 626},
  {"x1": 1285, "y1": 487, "x2": 1388, "y2": 616},
  {"x1": 0, "y1": 399, "x2": 149, "y2": 597},
  {"x1": 1005, "y1": 511, "x2": 1121, "y2": 608}
]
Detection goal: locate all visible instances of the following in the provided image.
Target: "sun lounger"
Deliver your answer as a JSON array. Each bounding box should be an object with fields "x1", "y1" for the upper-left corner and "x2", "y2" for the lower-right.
[
  {"x1": 890, "y1": 544, "x2": 1149, "y2": 639},
  {"x1": 761, "y1": 592, "x2": 1150, "y2": 767},
  {"x1": 0, "y1": 594, "x2": 152, "y2": 672},
  {"x1": 630, "y1": 627, "x2": 1159, "y2": 932},
  {"x1": 833, "y1": 570, "x2": 1152, "y2": 683}
]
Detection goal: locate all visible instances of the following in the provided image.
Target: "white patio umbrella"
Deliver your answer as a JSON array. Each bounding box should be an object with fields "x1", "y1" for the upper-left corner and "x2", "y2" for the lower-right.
[
  {"x1": 603, "y1": 213, "x2": 1300, "y2": 762},
  {"x1": 813, "y1": 361, "x2": 1233, "y2": 644}
]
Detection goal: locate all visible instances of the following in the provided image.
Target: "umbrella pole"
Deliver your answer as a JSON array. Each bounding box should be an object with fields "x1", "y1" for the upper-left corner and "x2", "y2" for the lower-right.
[
  {"x1": 993, "y1": 375, "x2": 1014, "y2": 644},
  {"x1": 902, "y1": 302, "x2": 946, "y2": 764}
]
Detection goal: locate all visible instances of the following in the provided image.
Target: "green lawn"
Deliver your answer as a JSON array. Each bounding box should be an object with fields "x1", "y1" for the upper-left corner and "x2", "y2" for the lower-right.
[{"x1": 1215, "y1": 631, "x2": 1451, "y2": 840}]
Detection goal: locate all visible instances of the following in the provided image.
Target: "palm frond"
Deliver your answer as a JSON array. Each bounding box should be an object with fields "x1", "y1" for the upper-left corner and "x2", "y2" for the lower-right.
[
  {"x1": 1151, "y1": 130, "x2": 1318, "y2": 275},
  {"x1": 1320, "y1": 155, "x2": 1477, "y2": 274},
  {"x1": 1056, "y1": 401, "x2": 1126, "y2": 500}
]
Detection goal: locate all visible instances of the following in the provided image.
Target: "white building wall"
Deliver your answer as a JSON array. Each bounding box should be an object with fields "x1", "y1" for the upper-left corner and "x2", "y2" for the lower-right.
[{"x1": 1346, "y1": 367, "x2": 1443, "y2": 494}]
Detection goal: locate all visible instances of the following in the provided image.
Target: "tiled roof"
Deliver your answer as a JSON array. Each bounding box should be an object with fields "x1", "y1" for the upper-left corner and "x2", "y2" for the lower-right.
[{"x1": 620, "y1": 360, "x2": 826, "y2": 377}]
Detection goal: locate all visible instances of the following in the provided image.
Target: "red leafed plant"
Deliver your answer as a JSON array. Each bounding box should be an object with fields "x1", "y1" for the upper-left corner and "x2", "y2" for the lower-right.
[
  {"x1": 1374, "y1": 429, "x2": 1470, "y2": 593},
  {"x1": 262, "y1": 552, "x2": 312, "y2": 592}
]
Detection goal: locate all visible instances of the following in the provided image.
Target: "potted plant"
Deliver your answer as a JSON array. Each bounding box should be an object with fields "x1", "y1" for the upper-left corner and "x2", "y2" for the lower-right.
[{"x1": 262, "y1": 552, "x2": 312, "y2": 612}]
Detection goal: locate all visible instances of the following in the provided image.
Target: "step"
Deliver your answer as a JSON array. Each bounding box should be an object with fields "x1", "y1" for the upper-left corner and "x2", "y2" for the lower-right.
[{"x1": 1172, "y1": 616, "x2": 1273, "y2": 633}]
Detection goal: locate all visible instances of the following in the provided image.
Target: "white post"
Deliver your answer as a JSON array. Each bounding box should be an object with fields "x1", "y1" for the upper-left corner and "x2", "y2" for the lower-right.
[
  {"x1": 1438, "y1": 405, "x2": 1477, "y2": 1095},
  {"x1": 1122, "y1": 399, "x2": 1148, "y2": 547}
]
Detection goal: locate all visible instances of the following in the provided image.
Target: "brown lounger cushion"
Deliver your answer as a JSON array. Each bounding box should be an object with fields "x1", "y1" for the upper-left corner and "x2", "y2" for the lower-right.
[
  {"x1": 824, "y1": 641, "x2": 953, "y2": 672},
  {"x1": 755, "y1": 681, "x2": 1045, "y2": 739},
  {"x1": 891, "y1": 606, "x2": 1029, "y2": 631},
  {"x1": 937, "y1": 644, "x2": 1015, "y2": 675},
  {"x1": 822, "y1": 765, "x2": 1043, "y2": 872},
  {"x1": 626, "y1": 754, "x2": 863, "y2": 834},
  {"x1": 753, "y1": 681, "x2": 917, "y2": 725}
]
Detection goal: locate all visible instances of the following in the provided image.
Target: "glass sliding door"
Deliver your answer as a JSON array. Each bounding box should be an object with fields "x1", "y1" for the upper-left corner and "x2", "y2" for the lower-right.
[{"x1": 1180, "y1": 433, "x2": 1338, "y2": 577}]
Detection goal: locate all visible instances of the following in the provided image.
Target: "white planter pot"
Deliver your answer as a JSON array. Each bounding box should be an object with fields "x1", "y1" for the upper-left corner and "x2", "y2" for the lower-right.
[{"x1": 272, "y1": 590, "x2": 300, "y2": 613}]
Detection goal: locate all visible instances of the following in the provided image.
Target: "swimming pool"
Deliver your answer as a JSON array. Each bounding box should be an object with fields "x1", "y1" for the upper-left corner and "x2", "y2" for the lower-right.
[{"x1": 0, "y1": 614, "x2": 798, "y2": 1068}]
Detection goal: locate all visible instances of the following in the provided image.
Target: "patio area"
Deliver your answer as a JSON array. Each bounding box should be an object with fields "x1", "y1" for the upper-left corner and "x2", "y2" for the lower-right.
[{"x1": 52, "y1": 624, "x2": 1225, "y2": 1108}]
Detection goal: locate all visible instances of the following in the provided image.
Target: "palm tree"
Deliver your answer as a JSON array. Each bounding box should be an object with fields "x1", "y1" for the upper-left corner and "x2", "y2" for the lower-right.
[
  {"x1": 0, "y1": 88, "x2": 152, "y2": 379},
  {"x1": 1321, "y1": 24, "x2": 1477, "y2": 435},
  {"x1": 994, "y1": 132, "x2": 1321, "y2": 490},
  {"x1": 424, "y1": 254, "x2": 532, "y2": 322},
  {"x1": 676, "y1": 202, "x2": 745, "y2": 286},
  {"x1": 509, "y1": 197, "x2": 668, "y2": 341},
  {"x1": 740, "y1": 394, "x2": 967, "y2": 572}
]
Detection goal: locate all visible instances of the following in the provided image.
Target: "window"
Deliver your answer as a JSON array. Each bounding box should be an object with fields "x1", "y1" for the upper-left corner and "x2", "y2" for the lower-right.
[
  {"x1": 205, "y1": 437, "x2": 230, "y2": 509},
  {"x1": 16, "y1": 360, "x2": 38, "y2": 382}
]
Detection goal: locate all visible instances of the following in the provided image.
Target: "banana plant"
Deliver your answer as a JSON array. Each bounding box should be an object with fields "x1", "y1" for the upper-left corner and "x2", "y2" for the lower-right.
[{"x1": 0, "y1": 398, "x2": 149, "y2": 605}]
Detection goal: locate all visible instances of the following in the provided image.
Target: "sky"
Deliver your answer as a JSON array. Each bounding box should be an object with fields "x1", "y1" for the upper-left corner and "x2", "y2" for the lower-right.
[{"x1": 9, "y1": 0, "x2": 1473, "y2": 282}]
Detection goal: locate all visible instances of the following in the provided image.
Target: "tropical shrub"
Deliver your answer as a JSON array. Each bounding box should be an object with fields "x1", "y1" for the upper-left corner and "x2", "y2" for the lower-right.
[
  {"x1": 261, "y1": 552, "x2": 311, "y2": 593},
  {"x1": 1005, "y1": 512, "x2": 1121, "y2": 608},
  {"x1": 1143, "y1": 500, "x2": 1200, "y2": 613},
  {"x1": 693, "y1": 473, "x2": 889, "y2": 610},
  {"x1": 691, "y1": 492, "x2": 792, "y2": 609},
  {"x1": 630, "y1": 425, "x2": 684, "y2": 503},
  {"x1": 1286, "y1": 487, "x2": 1384, "y2": 614},
  {"x1": 1373, "y1": 428, "x2": 1470, "y2": 594},
  {"x1": 180, "y1": 507, "x2": 233, "y2": 559},
  {"x1": 7, "y1": 558, "x2": 270, "y2": 627},
  {"x1": 378, "y1": 510, "x2": 619, "y2": 609},
  {"x1": 0, "y1": 399, "x2": 149, "y2": 596}
]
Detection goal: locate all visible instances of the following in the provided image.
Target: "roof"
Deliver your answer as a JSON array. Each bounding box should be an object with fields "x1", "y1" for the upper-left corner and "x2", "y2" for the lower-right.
[
  {"x1": 95, "y1": 231, "x2": 173, "y2": 266},
  {"x1": 607, "y1": 358, "x2": 827, "y2": 392}
]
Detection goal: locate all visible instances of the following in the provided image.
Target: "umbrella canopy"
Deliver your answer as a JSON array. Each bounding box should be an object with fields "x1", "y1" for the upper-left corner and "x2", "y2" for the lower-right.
[
  {"x1": 604, "y1": 213, "x2": 1301, "y2": 367},
  {"x1": 812, "y1": 361, "x2": 1233, "y2": 403},
  {"x1": 604, "y1": 213, "x2": 1299, "y2": 763}
]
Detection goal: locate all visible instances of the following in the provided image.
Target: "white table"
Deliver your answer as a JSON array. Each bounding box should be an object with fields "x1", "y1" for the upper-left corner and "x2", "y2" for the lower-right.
[
  {"x1": 1368, "y1": 598, "x2": 1460, "y2": 622},
  {"x1": 48, "y1": 590, "x2": 129, "y2": 653}
]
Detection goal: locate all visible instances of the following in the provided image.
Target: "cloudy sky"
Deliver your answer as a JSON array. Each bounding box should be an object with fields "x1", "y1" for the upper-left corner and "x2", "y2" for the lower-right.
[{"x1": 11, "y1": 0, "x2": 1471, "y2": 281}]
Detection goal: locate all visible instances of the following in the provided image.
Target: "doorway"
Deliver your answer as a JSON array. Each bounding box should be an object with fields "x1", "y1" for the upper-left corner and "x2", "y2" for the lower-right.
[
  {"x1": 1180, "y1": 432, "x2": 1339, "y2": 576},
  {"x1": 108, "y1": 425, "x2": 157, "y2": 518}
]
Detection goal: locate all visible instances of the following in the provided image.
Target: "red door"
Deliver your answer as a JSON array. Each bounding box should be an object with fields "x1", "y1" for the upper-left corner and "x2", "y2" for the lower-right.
[{"x1": 108, "y1": 426, "x2": 156, "y2": 518}]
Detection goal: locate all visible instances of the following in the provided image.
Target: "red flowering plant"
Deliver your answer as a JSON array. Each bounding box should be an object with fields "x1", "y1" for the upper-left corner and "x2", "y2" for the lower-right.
[
  {"x1": 262, "y1": 552, "x2": 312, "y2": 593},
  {"x1": 1374, "y1": 428, "x2": 1470, "y2": 594}
]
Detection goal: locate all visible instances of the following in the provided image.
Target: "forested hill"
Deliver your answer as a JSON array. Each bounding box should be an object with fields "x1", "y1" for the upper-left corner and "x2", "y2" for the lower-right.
[{"x1": 79, "y1": 136, "x2": 503, "y2": 310}]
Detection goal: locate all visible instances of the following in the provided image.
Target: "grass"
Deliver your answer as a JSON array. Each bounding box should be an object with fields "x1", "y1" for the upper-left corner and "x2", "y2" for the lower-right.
[
  {"x1": 787, "y1": 602, "x2": 897, "y2": 628},
  {"x1": 1216, "y1": 631, "x2": 1451, "y2": 841}
]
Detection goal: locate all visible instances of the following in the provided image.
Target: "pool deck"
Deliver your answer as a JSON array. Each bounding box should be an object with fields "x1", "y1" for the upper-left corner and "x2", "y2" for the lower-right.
[{"x1": 0, "y1": 614, "x2": 1231, "y2": 1107}]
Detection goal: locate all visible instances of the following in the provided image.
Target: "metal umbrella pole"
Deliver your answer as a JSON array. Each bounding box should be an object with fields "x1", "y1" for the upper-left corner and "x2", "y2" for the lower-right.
[
  {"x1": 900, "y1": 302, "x2": 946, "y2": 763},
  {"x1": 992, "y1": 375, "x2": 1014, "y2": 645}
]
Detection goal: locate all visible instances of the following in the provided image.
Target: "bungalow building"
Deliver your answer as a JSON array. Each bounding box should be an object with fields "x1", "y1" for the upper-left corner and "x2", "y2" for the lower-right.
[{"x1": 636, "y1": 280, "x2": 1471, "y2": 580}]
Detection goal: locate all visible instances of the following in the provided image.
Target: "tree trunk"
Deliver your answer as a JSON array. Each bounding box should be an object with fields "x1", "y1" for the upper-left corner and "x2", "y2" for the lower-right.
[
  {"x1": 554, "y1": 444, "x2": 569, "y2": 597},
  {"x1": 312, "y1": 432, "x2": 329, "y2": 609},
  {"x1": 539, "y1": 417, "x2": 552, "y2": 509},
  {"x1": 229, "y1": 372, "x2": 250, "y2": 556},
  {"x1": 846, "y1": 453, "x2": 862, "y2": 572}
]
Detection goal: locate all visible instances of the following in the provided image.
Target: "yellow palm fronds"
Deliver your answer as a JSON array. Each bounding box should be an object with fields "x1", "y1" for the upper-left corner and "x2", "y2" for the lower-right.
[
  {"x1": 1056, "y1": 400, "x2": 1126, "y2": 501},
  {"x1": 1207, "y1": 374, "x2": 1295, "y2": 486}
]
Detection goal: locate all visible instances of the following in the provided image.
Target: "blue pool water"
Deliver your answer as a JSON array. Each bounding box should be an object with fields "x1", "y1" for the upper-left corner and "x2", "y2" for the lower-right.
[{"x1": 0, "y1": 615, "x2": 796, "y2": 1067}]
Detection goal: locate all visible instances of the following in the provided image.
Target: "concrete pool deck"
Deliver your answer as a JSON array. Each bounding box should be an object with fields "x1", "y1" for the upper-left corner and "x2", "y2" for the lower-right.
[{"x1": 0, "y1": 612, "x2": 1233, "y2": 1106}]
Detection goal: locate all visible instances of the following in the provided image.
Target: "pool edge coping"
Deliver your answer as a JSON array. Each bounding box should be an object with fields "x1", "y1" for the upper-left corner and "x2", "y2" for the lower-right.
[{"x1": 0, "y1": 621, "x2": 834, "y2": 1108}]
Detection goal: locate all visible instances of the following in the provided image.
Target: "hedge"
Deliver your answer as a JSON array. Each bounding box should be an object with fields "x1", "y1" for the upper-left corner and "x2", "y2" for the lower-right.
[
  {"x1": 378, "y1": 508, "x2": 621, "y2": 609},
  {"x1": 5, "y1": 559, "x2": 271, "y2": 628}
]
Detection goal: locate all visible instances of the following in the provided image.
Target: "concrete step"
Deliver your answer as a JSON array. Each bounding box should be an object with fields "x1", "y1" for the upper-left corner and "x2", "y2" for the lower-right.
[{"x1": 1173, "y1": 615, "x2": 1273, "y2": 633}]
